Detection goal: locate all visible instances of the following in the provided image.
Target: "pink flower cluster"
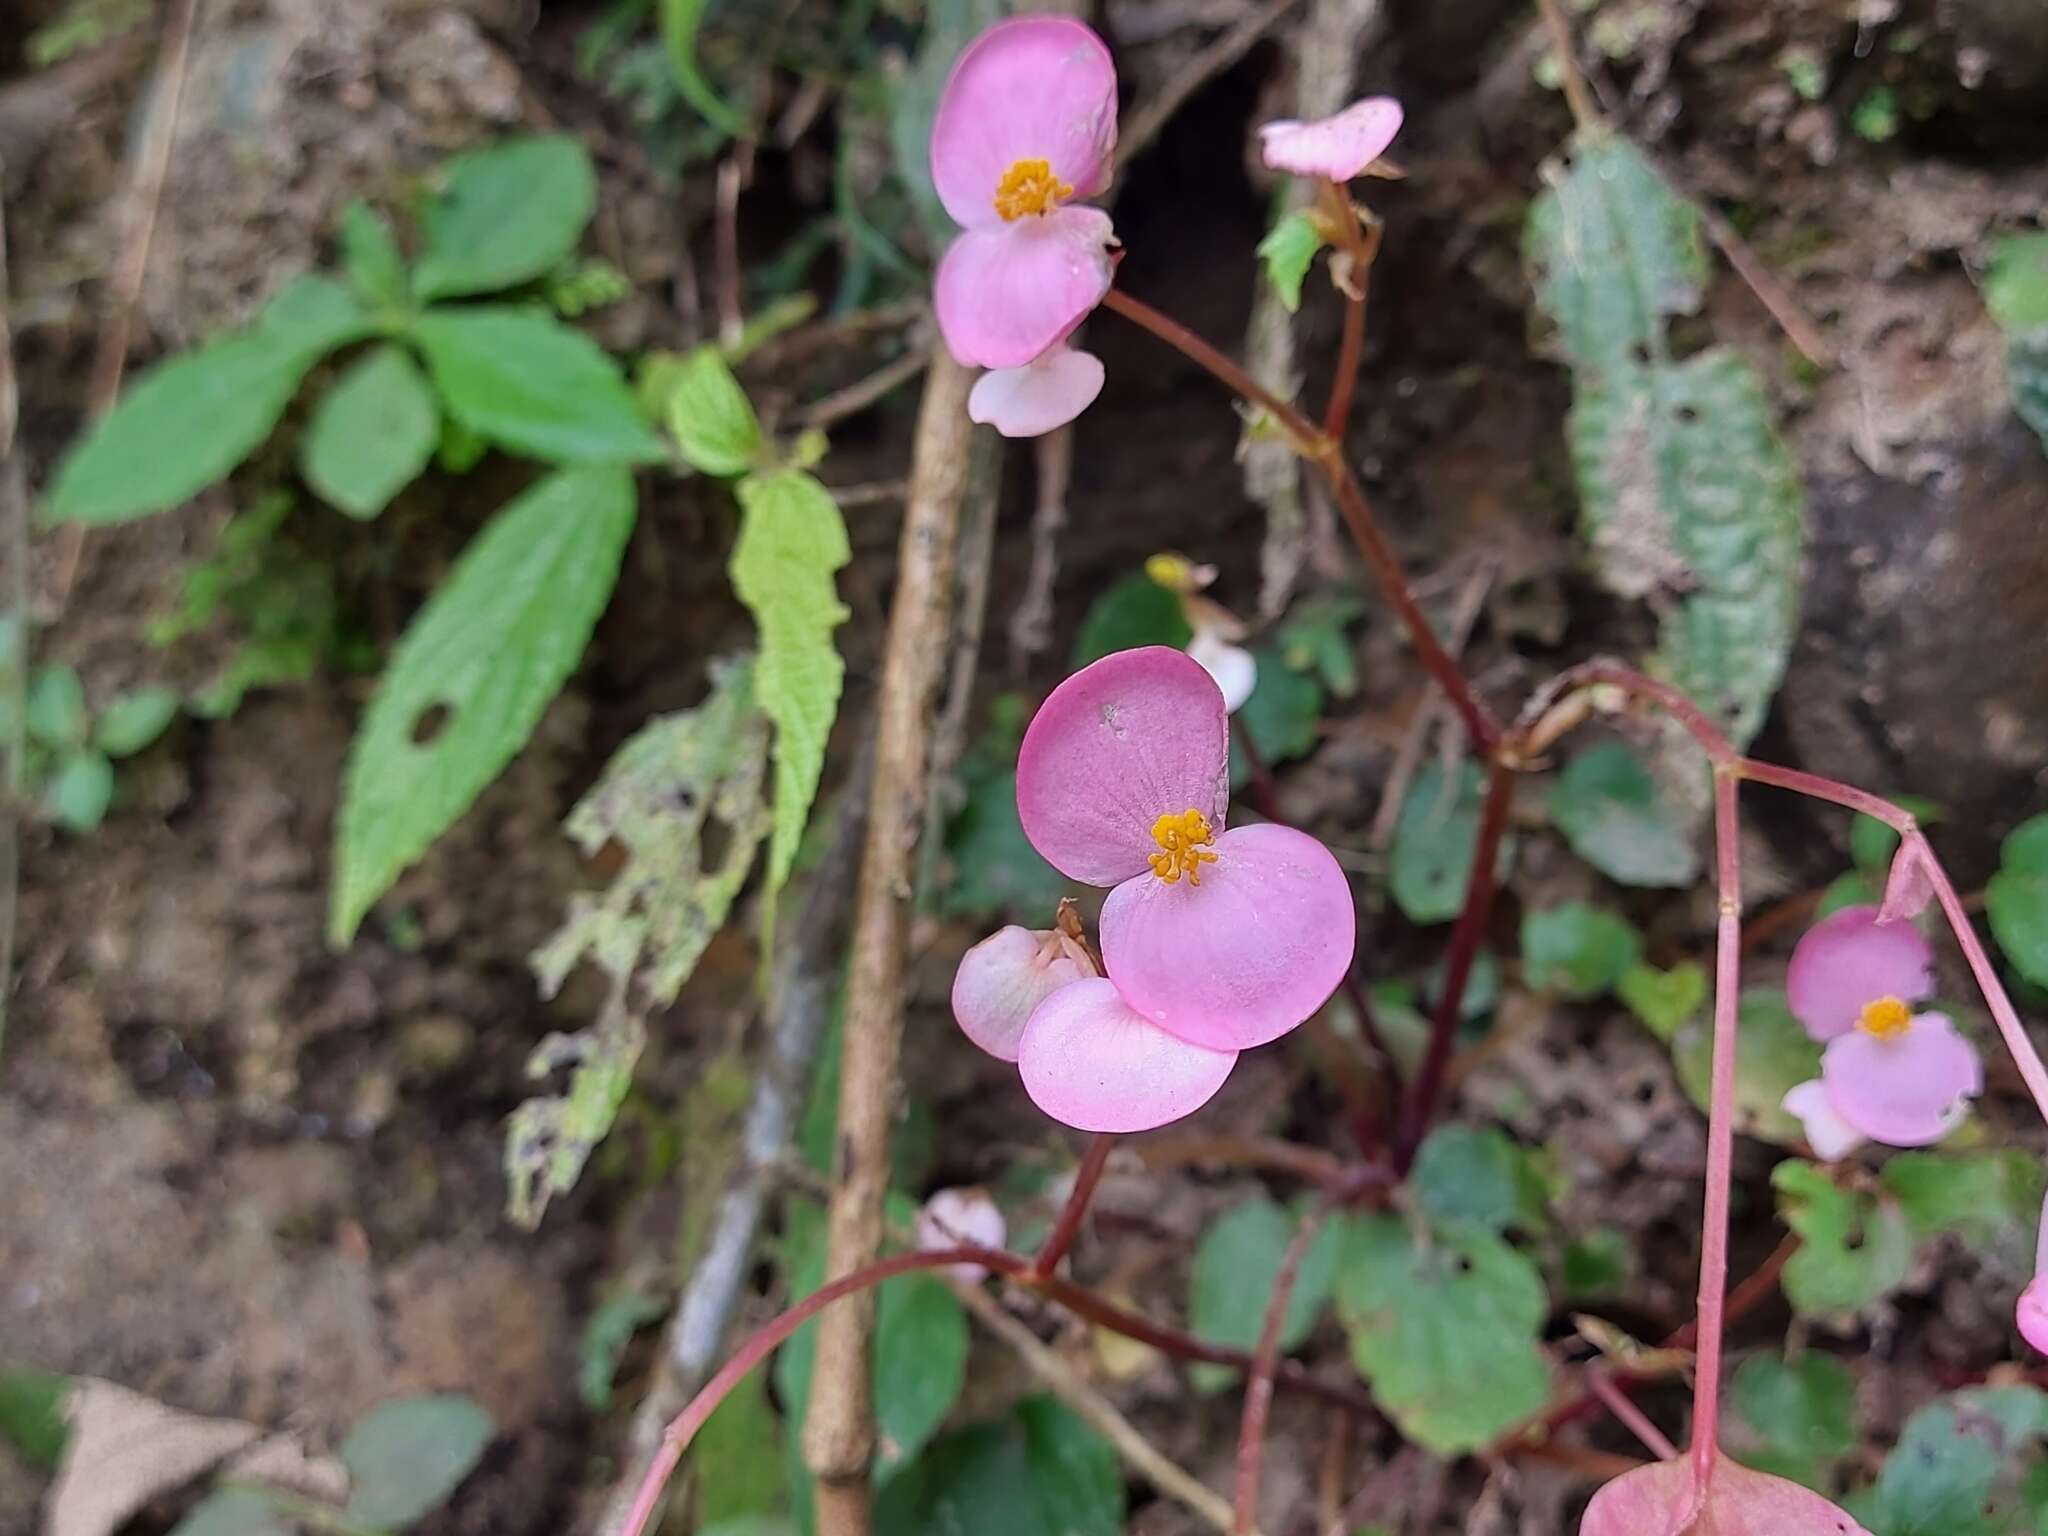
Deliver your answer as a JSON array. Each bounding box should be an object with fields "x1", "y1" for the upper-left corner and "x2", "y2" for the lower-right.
[
  {"x1": 1779, "y1": 905, "x2": 1982, "y2": 1159},
  {"x1": 950, "y1": 647, "x2": 1356, "y2": 1132}
]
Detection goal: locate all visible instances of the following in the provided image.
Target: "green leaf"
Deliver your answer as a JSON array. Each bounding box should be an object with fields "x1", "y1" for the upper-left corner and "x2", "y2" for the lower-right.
[
  {"x1": 1729, "y1": 1352, "x2": 1856, "y2": 1486},
  {"x1": 1521, "y1": 902, "x2": 1642, "y2": 999},
  {"x1": 1229, "y1": 645, "x2": 1323, "y2": 787},
  {"x1": 1188, "y1": 1196, "x2": 1341, "y2": 1394},
  {"x1": 1561, "y1": 1227, "x2": 1632, "y2": 1300},
  {"x1": 414, "y1": 307, "x2": 665, "y2": 465},
  {"x1": 1411, "y1": 1124, "x2": 1545, "y2": 1234},
  {"x1": 1390, "y1": 759, "x2": 1499, "y2": 925},
  {"x1": 167, "y1": 1488, "x2": 291, "y2": 1536},
  {"x1": 1851, "y1": 1390, "x2": 2048, "y2": 1536},
  {"x1": 301, "y1": 345, "x2": 440, "y2": 518},
  {"x1": 1274, "y1": 592, "x2": 1367, "y2": 697},
  {"x1": 1817, "y1": 869, "x2": 1878, "y2": 919},
  {"x1": 660, "y1": 0, "x2": 747, "y2": 138},
  {"x1": 0, "y1": 1363, "x2": 70, "y2": 1470},
  {"x1": 1985, "y1": 234, "x2": 2048, "y2": 336},
  {"x1": 1258, "y1": 210, "x2": 1327, "y2": 313},
  {"x1": 937, "y1": 768, "x2": 1067, "y2": 921},
  {"x1": 1617, "y1": 961, "x2": 1707, "y2": 1041},
  {"x1": 732, "y1": 471, "x2": 851, "y2": 907},
  {"x1": 1849, "y1": 796, "x2": 1941, "y2": 875},
  {"x1": 1881, "y1": 1149, "x2": 2044, "y2": 1263},
  {"x1": 1012, "y1": 1398, "x2": 1124, "y2": 1536},
  {"x1": 668, "y1": 345, "x2": 767, "y2": 476},
  {"x1": 339, "y1": 1395, "x2": 495, "y2": 1529},
  {"x1": 517, "y1": 658, "x2": 770, "y2": 1224},
  {"x1": 2004, "y1": 330, "x2": 2048, "y2": 451},
  {"x1": 697, "y1": 1369, "x2": 786, "y2": 1528},
  {"x1": 873, "y1": 1398, "x2": 1123, "y2": 1536},
  {"x1": 1547, "y1": 742, "x2": 1700, "y2": 887},
  {"x1": 25, "y1": 664, "x2": 86, "y2": 746},
  {"x1": 340, "y1": 200, "x2": 410, "y2": 312},
  {"x1": 1071, "y1": 571, "x2": 1192, "y2": 668},
  {"x1": 47, "y1": 749, "x2": 113, "y2": 832},
  {"x1": 414, "y1": 136, "x2": 598, "y2": 302},
  {"x1": 1334, "y1": 1214, "x2": 1551, "y2": 1455},
  {"x1": 1672, "y1": 988, "x2": 1821, "y2": 1147},
  {"x1": 577, "y1": 1290, "x2": 666, "y2": 1411},
  {"x1": 93, "y1": 685, "x2": 179, "y2": 757},
  {"x1": 1773, "y1": 1159, "x2": 1914, "y2": 1317},
  {"x1": 330, "y1": 465, "x2": 635, "y2": 945},
  {"x1": 1525, "y1": 131, "x2": 1804, "y2": 747},
  {"x1": 1988, "y1": 814, "x2": 2048, "y2": 989}
]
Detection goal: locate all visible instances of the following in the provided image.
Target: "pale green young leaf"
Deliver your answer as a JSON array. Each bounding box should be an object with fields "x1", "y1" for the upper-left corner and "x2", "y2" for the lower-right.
[
  {"x1": 330, "y1": 465, "x2": 635, "y2": 946},
  {"x1": 1526, "y1": 131, "x2": 1804, "y2": 746},
  {"x1": 1617, "y1": 961, "x2": 1707, "y2": 1041},
  {"x1": 1548, "y1": 741, "x2": 1700, "y2": 886},
  {"x1": 415, "y1": 308, "x2": 665, "y2": 465},
  {"x1": 93, "y1": 686, "x2": 179, "y2": 758},
  {"x1": 414, "y1": 136, "x2": 598, "y2": 301},
  {"x1": 339, "y1": 200, "x2": 410, "y2": 312},
  {"x1": 732, "y1": 471, "x2": 851, "y2": 904},
  {"x1": 1522, "y1": 902, "x2": 1642, "y2": 999},
  {"x1": 25, "y1": 664, "x2": 86, "y2": 746},
  {"x1": 339, "y1": 1395, "x2": 495, "y2": 1529},
  {"x1": 47, "y1": 749, "x2": 113, "y2": 832},
  {"x1": 1773, "y1": 1160, "x2": 1913, "y2": 1317},
  {"x1": 1187, "y1": 1196, "x2": 1341, "y2": 1393},
  {"x1": 301, "y1": 345, "x2": 440, "y2": 519},
  {"x1": 668, "y1": 345, "x2": 766, "y2": 476},
  {"x1": 1258, "y1": 210, "x2": 1327, "y2": 313}
]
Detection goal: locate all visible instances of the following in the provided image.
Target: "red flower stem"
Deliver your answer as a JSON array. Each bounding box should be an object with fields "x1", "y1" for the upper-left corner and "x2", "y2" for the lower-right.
[
  {"x1": 1395, "y1": 756, "x2": 1515, "y2": 1167},
  {"x1": 1233, "y1": 1200, "x2": 1337, "y2": 1533},
  {"x1": 1100, "y1": 286, "x2": 1498, "y2": 750},
  {"x1": 1323, "y1": 289, "x2": 1366, "y2": 442},
  {"x1": 1033, "y1": 1132, "x2": 1117, "y2": 1278},
  {"x1": 1733, "y1": 757, "x2": 1915, "y2": 830},
  {"x1": 1692, "y1": 766, "x2": 1744, "y2": 1484},
  {"x1": 1587, "y1": 1370, "x2": 1679, "y2": 1463}
]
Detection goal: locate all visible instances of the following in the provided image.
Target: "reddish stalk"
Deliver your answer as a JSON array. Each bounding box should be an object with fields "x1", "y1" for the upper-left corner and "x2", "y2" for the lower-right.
[
  {"x1": 1323, "y1": 290, "x2": 1366, "y2": 441},
  {"x1": 1691, "y1": 767, "x2": 1744, "y2": 1487},
  {"x1": 1033, "y1": 1133, "x2": 1117, "y2": 1278},
  {"x1": 1233, "y1": 1202, "x2": 1336, "y2": 1532},
  {"x1": 1395, "y1": 756, "x2": 1515, "y2": 1165},
  {"x1": 1588, "y1": 1371, "x2": 1679, "y2": 1463}
]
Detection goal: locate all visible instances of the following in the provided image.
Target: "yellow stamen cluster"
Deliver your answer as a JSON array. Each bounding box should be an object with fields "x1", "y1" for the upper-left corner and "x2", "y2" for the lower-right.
[
  {"x1": 1857, "y1": 995, "x2": 1913, "y2": 1040},
  {"x1": 1148, "y1": 808, "x2": 1219, "y2": 886},
  {"x1": 993, "y1": 158, "x2": 1072, "y2": 221}
]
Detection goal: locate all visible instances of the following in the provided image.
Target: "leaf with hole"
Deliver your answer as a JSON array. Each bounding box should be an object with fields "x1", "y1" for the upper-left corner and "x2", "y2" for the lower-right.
[
  {"x1": 331, "y1": 465, "x2": 635, "y2": 945},
  {"x1": 339, "y1": 1394, "x2": 494, "y2": 1529},
  {"x1": 1410, "y1": 1124, "x2": 1546, "y2": 1235},
  {"x1": 414, "y1": 136, "x2": 597, "y2": 302},
  {"x1": 1773, "y1": 1159, "x2": 1913, "y2": 1318},
  {"x1": 1547, "y1": 741, "x2": 1700, "y2": 887},
  {"x1": 1187, "y1": 1195, "x2": 1341, "y2": 1393},
  {"x1": 1526, "y1": 131, "x2": 1804, "y2": 746},
  {"x1": 1988, "y1": 814, "x2": 2048, "y2": 990},
  {"x1": 301, "y1": 345, "x2": 439, "y2": 518},
  {"x1": 415, "y1": 308, "x2": 665, "y2": 465}
]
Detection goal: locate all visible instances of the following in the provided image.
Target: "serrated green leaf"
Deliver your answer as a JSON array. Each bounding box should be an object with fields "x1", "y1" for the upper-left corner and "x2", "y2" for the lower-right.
[
  {"x1": 1548, "y1": 741, "x2": 1701, "y2": 886},
  {"x1": 340, "y1": 200, "x2": 409, "y2": 312},
  {"x1": 339, "y1": 1394, "x2": 495, "y2": 1529},
  {"x1": 1989, "y1": 814, "x2": 2048, "y2": 989},
  {"x1": 1070, "y1": 571, "x2": 1192, "y2": 667},
  {"x1": 0, "y1": 1363, "x2": 70, "y2": 1470},
  {"x1": 415, "y1": 308, "x2": 663, "y2": 466},
  {"x1": 1730, "y1": 1352, "x2": 1856, "y2": 1486},
  {"x1": 1526, "y1": 131, "x2": 1804, "y2": 747},
  {"x1": 1229, "y1": 644, "x2": 1323, "y2": 787},
  {"x1": 1671, "y1": 988, "x2": 1822, "y2": 1147},
  {"x1": 1411, "y1": 1124, "x2": 1546, "y2": 1234},
  {"x1": 668, "y1": 345, "x2": 766, "y2": 475},
  {"x1": 167, "y1": 1488, "x2": 291, "y2": 1536},
  {"x1": 415, "y1": 136, "x2": 598, "y2": 301},
  {"x1": 301, "y1": 345, "x2": 440, "y2": 518},
  {"x1": 1522, "y1": 902, "x2": 1642, "y2": 999},
  {"x1": 1391, "y1": 758, "x2": 1507, "y2": 925},
  {"x1": 733, "y1": 471, "x2": 850, "y2": 906},
  {"x1": 1188, "y1": 1196, "x2": 1340, "y2": 1394},
  {"x1": 697, "y1": 1369, "x2": 786, "y2": 1528},
  {"x1": 25, "y1": 664, "x2": 85, "y2": 746},
  {"x1": 1773, "y1": 1159, "x2": 1914, "y2": 1317},
  {"x1": 1258, "y1": 210, "x2": 1327, "y2": 313},
  {"x1": 1617, "y1": 961, "x2": 1707, "y2": 1041},
  {"x1": 47, "y1": 749, "x2": 113, "y2": 832},
  {"x1": 1334, "y1": 1213, "x2": 1551, "y2": 1455},
  {"x1": 516, "y1": 658, "x2": 769, "y2": 1224},
  {"x1": 93, "y1": 685, "x2": 179, "y2": 758},
  {"x1": 331, "y1": 465, "x2": 635, "y2": 945},
  {"x1": 660, "y1": 0, "x2": 747, "y2": 138}
]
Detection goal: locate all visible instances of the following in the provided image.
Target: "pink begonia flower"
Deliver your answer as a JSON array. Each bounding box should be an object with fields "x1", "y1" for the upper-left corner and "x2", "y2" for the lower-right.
[
  {"x1": 952, "y1": 923, "x2": 1095, "y2": 1062},
  {"x1": 1259, "y1": 96, "x2": 1403, "y2": 181},
  {"x1": 2020, "y1": 1188, "x2": 2048, "y2": 1354},
  {"x1": 1780, "y1": 904, "x2": 1982, "y2": 1153},
  {"x1": 931, "y1": 18, "x2": 1119, "y2": 371},
  {"x1": 916, "y1": 1186, "x2": 1008, "y2": 1282},
  {"x1": 967, "y1": 344, "x2": 1105, "y2": 437},
  {"x1": 1582, "y1": 1452, "x2": 1873, "y2": 1536}
]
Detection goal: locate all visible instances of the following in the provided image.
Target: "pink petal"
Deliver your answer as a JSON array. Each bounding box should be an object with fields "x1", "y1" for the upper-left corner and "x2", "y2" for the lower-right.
[
  {"x1": 917, "y1": 1187, "x2": 1009, "y2": 1281},
  {"x1": 1016, "y1": 976, "x2": 1237, "y2": 1132},
  {"x1": 1878, "y1": 840, "x2": 1935, "y2": 923},
  {"x1": 952, "y1": 924, "x2": 1094, "y2": 1063},
  {"x1": 1016, "y1": 646, "x2": 1230, "y2": 887},
  {"x1": 1582, "y1": 1453, "x2": 1873, "y2": 1536},
  {"x1": 967, "y1": 346, "x2": 1105, "y2": 438},
  {"x1": 934, "y1": 208, "x2": 1116, "y2": 369},
  {"x1": 929, "y1": 16, "x2": 1118, "y2": 230},
  {"x1": 2020, "y1": 1278, "x2": 2048, "y2": 1355},
  {"x1": 1782, "y1": 1079, "x2": 1865, "y2": 1162},
  {"x1": 1785, "y1": 904, "x2": 1935, "y2": 1041},
  {"x1": 1821, "y1": 1011, "x2": 1982, "y2": 1147},
  {"x1": 1100, "y1": 822, "x2": 1355, "y2": 1051},
  {"x1": 1258, "y1": 97, "x2": 1403, "y2": 181}
]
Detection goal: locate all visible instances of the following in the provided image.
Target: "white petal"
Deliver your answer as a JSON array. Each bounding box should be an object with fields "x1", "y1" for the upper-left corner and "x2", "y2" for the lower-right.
[{"x1": 1187, "y1": 631, "x2": 1257, "y2": 714}]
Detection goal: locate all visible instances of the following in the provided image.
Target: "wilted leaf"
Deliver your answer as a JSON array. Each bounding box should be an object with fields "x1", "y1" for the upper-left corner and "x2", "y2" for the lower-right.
[
  {"x1": 339, "y1": 1395, "x2": 494, "y2": 1529},
  {"x1": 1526, "y1": 131, "x2": 1804, "y2": 746},
  {"x1": 300, "y1": 345, "x2": 439, "y2": 518},
  {"x1": 1774, "y1": 1159, "x2": 1913, "y2": 1318},
  {"x1": 1187, "y1": 1196, "x2": 1340, "y2": 1393},
  {"x1": 1258, "y1": 210, "x2": 1327, "y2": 314},
  {"x1": 415, "y1": 137, "x2": 597, "y2": 301},
  {"x1": 332, "y1": 465, "x2": 635, "y2": 944},
  {"x1": 1522, "y1": 902, "x2": 1642, "y2": 999},
  {"x1": 1988, "y1": 814, "x2": 2048, "y2": 989},
  {"x1": 1548, "y1": 741, "x2": 1700, "y2": 887}
]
